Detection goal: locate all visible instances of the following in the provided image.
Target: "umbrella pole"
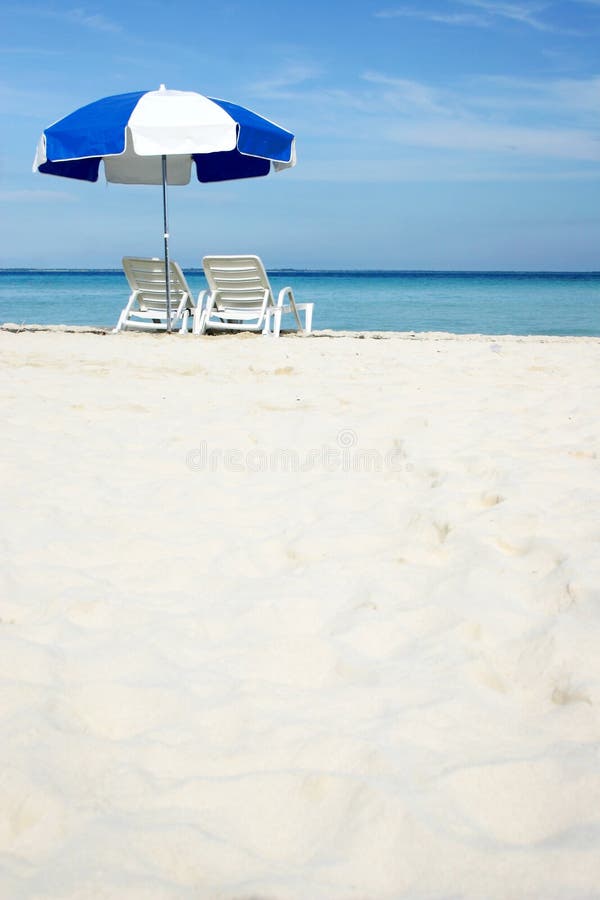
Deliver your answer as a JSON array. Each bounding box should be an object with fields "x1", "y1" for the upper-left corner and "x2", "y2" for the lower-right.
[{"x1": 161, "y1": 155, "x2": 172, "y2": 333}]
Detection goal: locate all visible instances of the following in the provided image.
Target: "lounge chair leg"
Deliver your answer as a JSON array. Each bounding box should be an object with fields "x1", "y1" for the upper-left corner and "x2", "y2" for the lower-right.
[{"x1": 304, "y1": 305, "x2": 313, "y2": 334}]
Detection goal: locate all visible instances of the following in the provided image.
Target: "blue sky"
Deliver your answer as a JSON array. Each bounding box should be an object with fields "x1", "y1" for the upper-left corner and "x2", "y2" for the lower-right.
[{"x1": 1, "y1": 0, "x2": 599, "y2": 269}]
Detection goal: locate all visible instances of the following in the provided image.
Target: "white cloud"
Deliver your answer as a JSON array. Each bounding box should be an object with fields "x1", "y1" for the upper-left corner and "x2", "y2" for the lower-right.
[
  {"x1": 458, "y1": 0, "x2": 552, "y2": 30},
  {"x1": 461, "y1": 74, "x2": 600, "y2": 119},
  {"x1": 553, "y1": 75, "x2": 600, "y2": 112},
  {"x1": 361, "y1": 70, "x2": 600, "y2": 160},
  {"x1": 375, "y1": 0, "x2": 590, "y2": 33},
  {"x1": 248, "y1": 65, "x2": 600, "y2": 178},
  {"x1": 375, "y1": 6, "x2": 491, "y2": 26},
  {"x1": 5, "y1": 5, "x2": 121, "y2": 33},
  {"x1": 251, "y1": 63, "x2": 323, "y2": 97},
  {"x1": 362, "y1": 72, "x2": 459, "y2": 115},
  {"x1": 64, "y1": 8, "x2": 120, "y2": 31},
  {"x1": 385, "y1": 119, "x2": 600, "y2": 160}
]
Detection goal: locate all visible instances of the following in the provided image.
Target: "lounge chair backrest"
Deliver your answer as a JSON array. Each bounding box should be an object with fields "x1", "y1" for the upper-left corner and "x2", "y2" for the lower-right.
[
  {"x1": 122, "y1": 257, "x2": 193, "y2": 312},
  {"x1": 202, "y1": 256, "x2": 272, "y2": 314}
]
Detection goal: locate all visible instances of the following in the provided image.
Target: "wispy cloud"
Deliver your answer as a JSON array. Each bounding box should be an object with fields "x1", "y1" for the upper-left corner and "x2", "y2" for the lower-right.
[
  {"x1": 385, "y1": 118, "x2": 600, "y2": 161},
  {"x1": 375, "y1": 1, "x2": 589, "y2": 34},
  {"x1": 6, "y1": 5, "x2": 121, "y2": 33},
  {"x1": 459, "y1": 0, "x2": 552, "y2": 30},
  {"x1": 462, "y1": 74, "x2": 600, "y2": 118},
  {"x1": 362, "y1": 72, "x2": 457, "y2": 116},
  {"x1": 247, "y1": 65, "x2": 600, "y2": 181},
  {"x1": 250, "y1": 62, "x2": 323, "y2": 97},
  {"x1": 64, "y1": 7, "x2": 120, "y2": 31},
  {"x1": 360, "y1": 70, "x2": 600, "y2": 161},
  {"x1": 359, "y1": 70, "x2": 600, "y2": 140},
  {"x1": 375, "y1": 5, "x2": 491, "y2": 26}
]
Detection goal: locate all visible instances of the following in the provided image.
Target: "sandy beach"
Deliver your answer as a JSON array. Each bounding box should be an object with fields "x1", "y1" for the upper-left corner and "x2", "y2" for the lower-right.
[{"x1": 1, "y1": 327, "x2": 600, "y2": 899}]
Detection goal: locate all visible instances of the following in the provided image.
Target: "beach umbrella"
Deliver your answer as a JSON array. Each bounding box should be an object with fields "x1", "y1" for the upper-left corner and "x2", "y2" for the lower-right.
[{"x1": 33, "y1": 85, "x2": 296, "y2": 330}]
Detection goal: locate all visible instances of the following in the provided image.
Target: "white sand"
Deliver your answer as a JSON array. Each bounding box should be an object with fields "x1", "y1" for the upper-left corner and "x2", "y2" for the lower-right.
[{"x1": 1, "y1": 328, "x2": 599, "y2": 899}]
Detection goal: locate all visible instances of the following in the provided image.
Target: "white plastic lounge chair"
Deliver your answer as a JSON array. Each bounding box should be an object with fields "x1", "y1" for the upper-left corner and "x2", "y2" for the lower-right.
[
  {"x1": 193, "y1": 255, "x2": 313, "y2": 337},
  {"x1": 114, "y1": 257, "x2": 196, "y2": 333}
]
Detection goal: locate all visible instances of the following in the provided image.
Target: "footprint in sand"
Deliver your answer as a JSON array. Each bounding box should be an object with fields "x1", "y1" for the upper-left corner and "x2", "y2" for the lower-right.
[
  {"x1": 495, "y1": 537, "x2": 529, "y2": 556},
  {"x1": 551, "y1": 680, "x2": 592, "y2": 706},
  {"x1": 480, "y1": 492, "x2": 504, "y2": 508},
  {"x1": 568, "y1": 449, "x2": 597, "y2": 460},
  {"x1": 433, "y1": 521, "x2": 451, "y2": 544},
  {"x1": 0, "y1": 770, "x2": 66, "y2": 856}
]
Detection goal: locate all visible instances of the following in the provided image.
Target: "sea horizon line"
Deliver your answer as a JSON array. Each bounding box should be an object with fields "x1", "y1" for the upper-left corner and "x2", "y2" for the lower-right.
[{"x1": 2, "y1": 268, "x2": 600, "y2": 277}]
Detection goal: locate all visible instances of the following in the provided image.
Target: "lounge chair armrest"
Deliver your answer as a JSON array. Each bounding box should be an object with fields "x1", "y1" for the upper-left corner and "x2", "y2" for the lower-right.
[
  {"x1": 192, "y1": 290, "x2": 210, "y2": 335},
  {"x1": 295, "y1": 302, "x2": 313, "y2": 333},
  {"x1": 113, "y1": 290, "x2": 140, "y2": 332},
  {"x1": 276, "y1": 287, "x2": 312, "y2": 333},
  {"x1": 276, "y1": 286, "x2": 295, "y2": 307},
  {"x1": 124, "y1": 289, "x2": 140, "y2": 312}
]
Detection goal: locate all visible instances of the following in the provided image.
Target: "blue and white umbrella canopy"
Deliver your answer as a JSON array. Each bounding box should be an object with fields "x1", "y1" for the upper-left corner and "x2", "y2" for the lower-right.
[
  {"x1": 33, "y1": 84, "x2": 296, "y2": 184},
  {"x1": 33, "y1": 85, "x2": 296, "y2": 330}
]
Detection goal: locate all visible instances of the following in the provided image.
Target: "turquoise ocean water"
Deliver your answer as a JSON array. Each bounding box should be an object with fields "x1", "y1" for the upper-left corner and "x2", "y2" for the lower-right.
[{"x1": 1, "y1": 269, "x2": 599, "y2": 335}]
